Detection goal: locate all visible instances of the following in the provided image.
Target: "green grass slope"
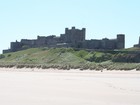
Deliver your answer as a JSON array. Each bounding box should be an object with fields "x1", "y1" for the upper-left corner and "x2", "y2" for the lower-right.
[
  {"x1": 0, "y1": 47, "x2": 140, "y2": 70},
  {"x1": 0, "y1": 48, "x2": 87, "y2": 69}
]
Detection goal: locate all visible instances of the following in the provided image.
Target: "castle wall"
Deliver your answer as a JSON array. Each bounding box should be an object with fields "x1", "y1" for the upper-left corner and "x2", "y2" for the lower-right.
[
  {"x1": 101, "y1": 39, "x2": 117, "y2": 49},
  {"x1": 3, "y1": 49, "x2": 11, "y2": 54},
  {"x1": 37, "y1": 35, "x2": 61, "y2": 46},
  {"x1": 83, "y1": 39, "x2": 117, "y2": 50},
  {"x1": 36, "y1": 36, "x2": 47, "y2": 46},
  {"x1": 21, "y1": 39, "x2": 37, "y2": 47},
  {"x1": 60, "y1": 34, "x2": 66, "y2": 43},
  {"x1": 84, "y1": 40, "x2": 101, "y2": 49}
]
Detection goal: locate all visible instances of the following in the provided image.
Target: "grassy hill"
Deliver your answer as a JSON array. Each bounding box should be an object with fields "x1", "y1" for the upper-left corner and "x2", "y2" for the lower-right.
[{"x1": 1, "y1": 47, "x2": 140, "y2": 70}]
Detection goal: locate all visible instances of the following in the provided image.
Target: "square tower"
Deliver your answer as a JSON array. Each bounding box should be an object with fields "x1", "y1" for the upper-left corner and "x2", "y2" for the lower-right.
[
  {"x1": 64, "y1": 27, "x2": 86, "y2": 44},
  {"x1": 117, "y1": 34, "x2": 125, "y2": 49}
]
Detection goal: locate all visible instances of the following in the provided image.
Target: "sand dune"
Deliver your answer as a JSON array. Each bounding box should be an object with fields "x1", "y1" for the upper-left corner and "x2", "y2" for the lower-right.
[{"x1": 0, "y1": 68, "x2": 139, "y2": 105}]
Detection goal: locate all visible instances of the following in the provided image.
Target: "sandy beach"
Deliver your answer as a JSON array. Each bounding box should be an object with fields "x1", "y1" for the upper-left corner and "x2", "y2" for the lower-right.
[{"x1": 0, "y1": 68, "x2": 139, "y2": 105}]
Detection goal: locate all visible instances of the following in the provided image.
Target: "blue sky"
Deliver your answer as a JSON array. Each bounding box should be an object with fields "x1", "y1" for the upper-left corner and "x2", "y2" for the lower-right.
[{"x1": 0, "y1": 0, "x2": 140, "y2": 53}]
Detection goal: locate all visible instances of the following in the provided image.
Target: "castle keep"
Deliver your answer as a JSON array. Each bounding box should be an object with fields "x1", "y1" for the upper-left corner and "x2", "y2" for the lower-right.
[{"x1": 3, "y1": 27, "x2": 125, "y2": 53}]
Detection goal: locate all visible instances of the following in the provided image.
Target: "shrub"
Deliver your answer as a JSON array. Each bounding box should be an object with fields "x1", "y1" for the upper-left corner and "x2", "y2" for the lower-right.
[
  {"x1": 7, "y1": 54, "x2": 11, "y2": 57},
  {"x1": 86, "y1": 52, "x2": 112, "y2": 62},
  {"x1": 76, "y1": 50, "x2": 88, "y2": 58},
  {"x1": 0, "y1": 54, "x2": 5, "y2": 59},
  {"x1": 112, "y1": 53, "x2": 140, "y2": 63},
  {"x1": 16, "y1": 64, "x2": 25, "y2": 68}
]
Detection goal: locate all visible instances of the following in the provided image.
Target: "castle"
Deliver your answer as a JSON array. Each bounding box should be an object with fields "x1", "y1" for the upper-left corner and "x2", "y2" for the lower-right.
[{"x1": 3, "y1": 27, "x2": 125, "y2": 53}]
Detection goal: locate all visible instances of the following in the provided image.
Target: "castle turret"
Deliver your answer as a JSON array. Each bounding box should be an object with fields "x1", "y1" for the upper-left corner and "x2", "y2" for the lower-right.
[
  {"x1": 65, "y1": 28, "x2": 69, "y2": 34},
  {"x1": 72, "y1": 26, "x2": 75, "y2": 30},
  {"x1": 82, "y1": 28, "x2": 86, "y2": 41},
  {"x1": 117, "y1": 34, "x2": 125, "y2": 49}
]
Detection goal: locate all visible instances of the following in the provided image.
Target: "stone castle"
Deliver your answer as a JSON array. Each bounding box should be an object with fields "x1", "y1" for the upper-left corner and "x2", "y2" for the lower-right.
[{"x1": 3, "y1": 27, "x2": 125, "y2": 53}]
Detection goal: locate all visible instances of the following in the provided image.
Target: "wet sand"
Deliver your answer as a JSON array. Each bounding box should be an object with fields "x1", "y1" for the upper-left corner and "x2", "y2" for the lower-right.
[{"x1": 0, "y1": 68, "x2": 140, "y2": 105}]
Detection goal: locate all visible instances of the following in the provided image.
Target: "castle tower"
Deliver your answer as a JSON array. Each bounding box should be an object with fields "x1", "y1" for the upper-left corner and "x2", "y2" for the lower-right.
[
  {"x1": 117, "y1": 34, "x2": 125, "y2": 49},
  {"x1": 82, "y1": 28, "x2": 86, "y2": 40},
  {"x1": 10, "y1": 41, "x2": 22, "y2": 52},
  {"x1": 64, "y1": 27, "x2": 86, "y2": 44}
]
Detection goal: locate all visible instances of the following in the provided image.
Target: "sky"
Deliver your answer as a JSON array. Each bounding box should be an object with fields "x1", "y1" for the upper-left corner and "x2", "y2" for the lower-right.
[{"x1": 0, "y1": 0, "x2": 140, "y2": 53}]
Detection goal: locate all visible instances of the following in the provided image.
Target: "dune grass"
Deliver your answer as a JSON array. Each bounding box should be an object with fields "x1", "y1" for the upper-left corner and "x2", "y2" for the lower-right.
[{"x1": 0, "y1": 47, "x2": 140, "y2": 70}]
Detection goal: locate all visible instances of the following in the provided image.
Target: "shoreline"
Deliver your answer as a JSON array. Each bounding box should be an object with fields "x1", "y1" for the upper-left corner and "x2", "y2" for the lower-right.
[{"x1": 0, "y1": 67, "x2": 140, "y2": 73}]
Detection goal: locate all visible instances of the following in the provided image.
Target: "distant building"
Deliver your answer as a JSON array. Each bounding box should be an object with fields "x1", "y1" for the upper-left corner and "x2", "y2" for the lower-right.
[{"x1": 3, "y1": 27, "x2": 125, "y2": 54}]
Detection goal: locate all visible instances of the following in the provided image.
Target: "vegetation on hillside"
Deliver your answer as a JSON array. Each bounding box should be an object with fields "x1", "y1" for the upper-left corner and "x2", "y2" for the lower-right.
[{"x1": 0, "y1": 47, "x2": 140, "y2": 70}]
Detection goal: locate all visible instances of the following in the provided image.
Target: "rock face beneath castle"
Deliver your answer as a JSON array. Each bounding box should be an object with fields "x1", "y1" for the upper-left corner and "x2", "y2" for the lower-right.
[{"x1": 3, "y1": 27, "x2": 125, "y2": 53}]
